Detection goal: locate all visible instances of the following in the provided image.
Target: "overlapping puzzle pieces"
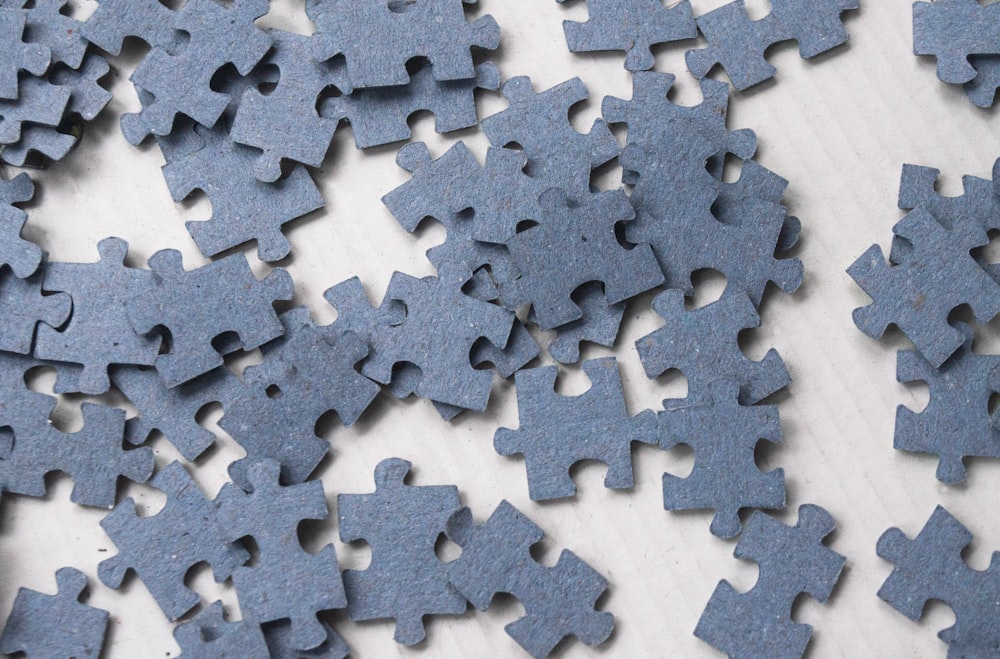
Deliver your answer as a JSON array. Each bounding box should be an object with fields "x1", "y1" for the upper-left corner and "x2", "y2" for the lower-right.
[
  {"x1": 0, "y1": 171, "x2": 42, "y2": 278},
  {"x1": 172, "y1": 601, "x2": 270, "y2": 658}
]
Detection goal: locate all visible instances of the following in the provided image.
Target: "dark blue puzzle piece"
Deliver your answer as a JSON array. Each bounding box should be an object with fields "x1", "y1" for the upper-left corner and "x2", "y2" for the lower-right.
[
  {"x1": 696, "y1": 504, "x2": 846, "y2": 657},
  {"x1": 531, "y1": 282, "x2": 625, "y2": 364},
  {"x1": 447, "y1": 500, "x2": 614, "y2": 658},
  {"x1": 658, "y1": 379, "x2": 785, "y2": 538},
  {"x1": 913, "y1": 0, "x2": 1000, "y2": 85},
  {"x1": 878, "y1": 505, "x2": 1000, "y2": 657},
  {"x1": 173, "y1": 601, "x2": 269, "y2": 659},
  {"x1": 338, "y1": 458, "x2": 465, "y2": 645},
  {"x1": 964, "y1": 54, "x2": 1000, "y2": 108}
]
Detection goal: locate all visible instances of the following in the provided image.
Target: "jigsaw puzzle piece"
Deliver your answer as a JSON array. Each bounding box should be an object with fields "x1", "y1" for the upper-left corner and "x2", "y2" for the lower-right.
[
  {"x1": 265, "y1": 618, "x2": 350, "y2": 659},
  {"x1": 964, "y1": 54, "x2": 1000, "y2": 108},
  {"x1": 536, "y1": 282, "x2": 625, "y2": 364},
  {"x1": 913, "y1": 0, "x2": 1000, "y2": 85},
  {"x1": 173, "y1": 601, "x2": 270, "y2": 658},
  {"x1": 79, "y1": 0, "x2": 182, "y2": 55},
  {"x1": 0, "y1": 172, "x2": 42, "y2": 278},
  {"x1": 11, "y1": 0, "x2": 88, "y2": 69},
  {"x1": 0, "y1": 74, "x2": 71, "y2": 146},
  {"x1": 0, "y1": 6, "x2": 49, "y2": 100},
  {"x1": 0, "y1": 264, "x2": 70, "y2": 355}
]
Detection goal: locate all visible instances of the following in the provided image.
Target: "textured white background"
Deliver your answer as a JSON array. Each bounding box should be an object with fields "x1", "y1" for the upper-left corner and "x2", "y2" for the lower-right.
[{"x1": 2, "y1": 0, "x2": 1000, "y2": 656}]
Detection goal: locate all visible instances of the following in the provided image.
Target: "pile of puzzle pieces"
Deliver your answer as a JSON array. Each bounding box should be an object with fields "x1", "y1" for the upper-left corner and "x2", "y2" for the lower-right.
[{"x1": 0, "y1": 0, "x2": 906, "y2": 656}]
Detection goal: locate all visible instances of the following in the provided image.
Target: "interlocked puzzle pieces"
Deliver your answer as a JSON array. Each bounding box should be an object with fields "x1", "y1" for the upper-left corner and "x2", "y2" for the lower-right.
[
  {"x1": 338, "y1": 458, "x2": 466, "y2": 645},
  {"x1": 495, "y1": 357, "x2": 657, "y2": 500},
  {"x1": 447, "y1": 500, "x2": 614, "y2": 658},
  {"x1": 878, "y1": 505, "x2": 1000, "y2": 657},
  {"x1": 696, "y1": 504, "x2": 846, "y2": 657},
  {"x1": 0, "y1": 567, "x2": 108, "y2": 659}
]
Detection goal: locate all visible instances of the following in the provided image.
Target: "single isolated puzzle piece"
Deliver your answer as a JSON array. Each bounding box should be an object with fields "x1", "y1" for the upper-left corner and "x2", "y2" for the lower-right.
[
  {"x1": 913, "y1": 0, "x2": 1000, "y2": 85},
  {"x1": 173, "y1": 601, "x2": 270, "y2": 658},
  {"x1": 535, "y1": 282, "x2": 626, "y2": 364},
  {"x1": 877, "y1": 505, "x2": 1000, "y2": 657},
  {"x1": 695, "y1": 504, "x2": 846, "y2": 658},
  {"x1": 0, "y1": 6, "x2": 49, "y2": 100},
  {"x1": 112, "y1": 364, "x2": 244, "y2": 461},
  {"x1": 505, "y1": 189, "x2": 663, "y2": 330},
  {"x1": 79, "y1": 0, "x2": 182, "y2": 55},
  {"x1": 125, "y1": 249, "x2": 293, "y2": 387},
  {"x1": 217, "y1": 459, "x2": 346, "y2": 651},
  {"x1": 0, "y1": 74, "x2": 71, "y2": 146},
  {"x1": 686, "y1": 0, "x2": 859, "y2": 91},
  {"x1": 0, "y1": 171, "x2": 42, "y2": 277},
  {"x1": 636, "y1": 289, "x2": 790, "y2": 405},
  {"x1": 0, "y1": 567, "x2": 108, "y2": 659},
  {"x1": 121, "y1": 0, "x2": 272, "y2": 144},
  {"x1": 34, "y1": 237, "x2": 160, "y2": 395},
  {"x1": 7, "y1": 0, "x2": 88, "y2": 69},
  {"x1": 230, "y1": 29, "x2": 352, "y2": 182},
  {"x1": 447, "y1": 500, "x2": 615, "y2": 658},
  {"x1": 324, "y1": 61, "x2": 500, "y2": 150},
  {"x1": 159, "y1": 118, "x2": 325, "y2": 262},
  {"x1": 658, "y1": 379, "x2": 785, "y2": 538},
  {"x1": 99, "y1": 461, "x2": 251, "y2": 621},
  {"x1": 482, "y1": 76, "x2": 620, "y2": 199},
  {"x1": 265, "y1": 618, "x2": 350, "y2": 659},
  {"x1": 307, "y1": 0, "x2": 500, "y2": 89},
  {"x1": 0, "y1": 264, "x2": 70, "y2": 355},
  {"x1": 895, "y1": 323, "x2": 1000, "y2": 484},
  {"x1": 495, "y1": 357, "x2": 657, "y2": 500},
  {"x1": 338, "y1": 458, "x2": 466, "y2": 645},
  {"x1": 848, "y1": 207, "x2": 1000, "y2": 369},
  {"x1": 560, "y1": 0, "x2": 696, "y2": 71}
]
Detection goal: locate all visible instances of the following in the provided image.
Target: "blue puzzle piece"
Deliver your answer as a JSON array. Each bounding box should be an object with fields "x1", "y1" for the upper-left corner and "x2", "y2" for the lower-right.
[
  {"x1": 265, "y1": 618, "x2": 350, "y2": 659},
  {"x1": 0, "y1": 172, "x2": 41, "y2": 278},
  {"x1": 658, "y1": 379, "x2": 785, "y2": 538},
  {"x1": 636, "y1": 289, "x2": 790, "y2": 405},
  {"x1": 0, "y1": 264, "x2": 70, "y2": 355},
  {"x1": 79, "y1": 0, "x2": 182, "y2": 55},
  {"x1": 338, "y1": 458, "x2": 466, "y2": 645},
  {"x1": 964, "y1": 54, "x2": 1000, "y2": 108},
  {"x1": 534, "y1": 282, "x2": 625, "y2": 364},
  {"x1": 913, "y1": 0, "x2": 1000, "y2": 85},
  {"x1": 447, "y1": 500, "x2": 614, "y2": 658},
  {"x1": 696, "y1": 504, "x2": 846, "y2": 657},
  {"x1": 0, "y1": 567, "x2": 108, "y2": 659},
  {"x1": 878, "y1": 505, "x2": 1000, "y2": 657},
  {"x1": 173, "y1": 601, "x2": 270, "y2": 658},
  {"x1": 0, "y1": 74, "x2": 70, "y2": 146},
  {"x1": 0, "y1": 6, "x2": 49, "y2": 100},
  {"x1": 8, "y1": 0, "x2": 88, "y2": 69}
]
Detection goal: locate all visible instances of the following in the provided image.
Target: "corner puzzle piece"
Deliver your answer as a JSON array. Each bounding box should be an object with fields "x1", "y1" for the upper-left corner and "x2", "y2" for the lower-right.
[
  {"x1": 125, "y1": 249, "x2": 293, "y2": 387},
  {"x1": 217, "y1": 460, "x2": 345, "y2": 651},
  {"x1": 173, "y1": 601, "x2": 269, "y2": 659},
  {"x1": 505, "y1": 189, "x2": 663, "y2": 330},
  {"x1": 99, "y1": 461, "x2": 251, "y2": 621},
  {"x1": 8, "y1": 0, "x2": 87, "y2": 69},
  {"x1": 111, "y1": 364, "x2": 243, "y2": 461},
  {"x1": 265, "y1": 618, "x2": 350, "y2": 659},
  {"x1": 35, "y1": 237, "x2": 160, "y2": 395},
  {"x1": 230, "y1": 29, "x2": 352, "y2": 182},
  {"x1": 658, "y1": 379, "x2": 785, "y2": 538},
  {"x1": 895, "y1": 323, "x2": 1000, "y2": 484},
  {"x1": 159, "y1": 118, "x2": 325, "y2": 262},
  {"x1": 496, "y1": 357, "x2": 656, "y2": 500},
  {"x1": 0, "y1": 6, "x2": 49, "y2": 100},
  {"x1": 696, "y1": 504, "x2": 845, "y2": 657},
  {"x1": 338, "y1": 458, "x2": 465, "y2": 645},
  {"x1": 307, "y1": 0, "x2": 500, "y2": 89},
  {"x1": 913, "y1": 0, "x2": 1000, "y2": 85},
  {"x1": 0, "y1": 171, "x2": 42, "y2": 278},
  {"x1": 0, "y1": 402, "x2": 153, "y2": 508},
  {"x1": 121, "y1": 0, "x2": 271, "y2": 144},
  {"x1": 363, "y1": 265, "x2": 515, "y2": 411},
  {"x1": 878, "y1": 506, "x2": 1000, "y2": 656},
  {"x1": 482, "y1": 76, "x2": 620, "y2": 199},
  {"x1": 636, "y1": 289, "x2": 790, "y2": 405},
  {"x1": 560, "y1": 0, "x2": 696, "y2": 71},
  {"x1": 535, "y1": 282, "x2": 625, "y2": 364},
  {"x1": 79, "y1": 0, "x2": 181, "y2": 55},
  {"x1": 0, "y1": 265, "x2": 70, "y2": 355},
  {"x1": 324, "y1": 61, "x2": 500, "y2": 150},
  {"x1": 0, "y1": 567, "x2": 108, "y2": 659},
  {"x1": 447, "y1": 500, "x2": 614, "y2": 658},
  {"x1": 0, "y1": 74, "x2": 71, "y2": 146},
  {"x1": 686, "y1": 0, "x2": 859, "y2": 91},
  {"x1": 383, "y1": 141, "x2": 546, "y2": 244},
  {"x1": 964, "y1": 54, "x2": 1000, "y2": 108},
  {"x1": 848, "y1": 207, "x2": 1000, "y2": 369}
]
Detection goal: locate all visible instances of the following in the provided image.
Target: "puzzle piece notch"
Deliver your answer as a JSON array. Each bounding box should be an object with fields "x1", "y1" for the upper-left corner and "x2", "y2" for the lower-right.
[
  {"x1": 561, "y1": 0, "x2": 697, "y2": 71},
  {"x1": 217, "y1": 459, "x2": 346, "y2": 651},
  {"x1": 125, "y1": 249, "x2": 294, "y2": 387},
  {"x1": 636, "y1": 289, "x2": 790, "y2": 405},
  {"x1": 99, "y1": 461, "x2": 251, "y2": 621},
  {"x1": 0, "y1": 171, "x2": 42, "y2": 278},
  {"x1": 695, "y1": 504, "x2": 846, "y2": 657},
  {"x1": 0, "y1": 6, "x2": 49, "y2": 100},
  {"x1": 482, "y1": 76, "x2": 620, "y2": 198},
  {"x1": 495, "y1": 357, "x2": 657, "y2": 500},
  {"x1": 0, "y1": 567, "x2": 109, "y2": 659},
  {"x1": 877, "y1": 505, "x2": 1000, "y2": 656},
  {"x1": 686, "y1": 0, "x2": 859, "y2": 91},
  {"x1": 79, "y1": 0, "x2": 182, "y2": 55},
  {"x1": 447, "y1": 500, "x2": 614, "y2": 658},
  {"x1": 658, "y1": 378, "x2": 785, "y2": 538},
  {"x1": 848, "y1": 207, "x2": 1000, "y2": 368},
  {"x1": 0, "y1": 265, "x2": 71, "y2": 355},
  {"x1": 173, "y1": 601, "x2": 270, "y2": 658},
  {"x1": 338, "y1": 458, "x2": 466, "y2": 646},
  {"x1": 307, "y1": 0, "x2": 500, "y2": 89},
  {"x1": 913, "y1": 0, "x2": 1000, "y2": 85}
]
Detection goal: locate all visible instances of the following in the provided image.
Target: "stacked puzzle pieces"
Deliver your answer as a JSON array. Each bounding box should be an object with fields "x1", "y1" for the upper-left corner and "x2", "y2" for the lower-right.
[{"x1": 8, "y1": 0, "x2": 995, "y2": 657}]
